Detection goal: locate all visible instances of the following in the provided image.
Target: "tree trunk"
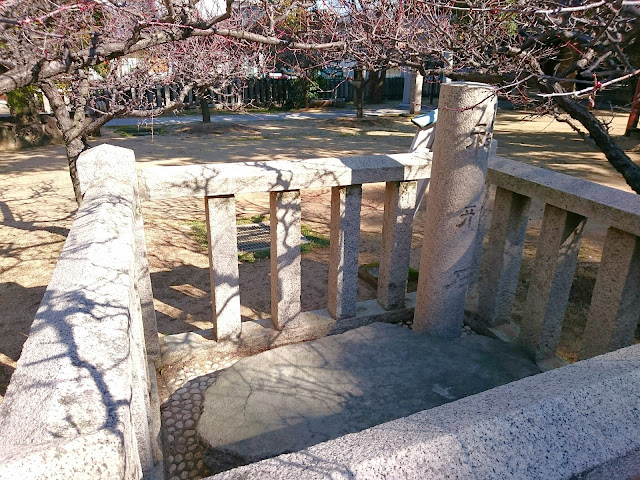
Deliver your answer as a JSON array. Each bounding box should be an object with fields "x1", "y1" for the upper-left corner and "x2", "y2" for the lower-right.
[
  {"x1": 65, "y1": 135, "x2": 88, "y2": 201},
  {"x1": 367, "y1": 69, "x2": 386, "y2": 104},
  {"x1": 354, "y1": 69, "x2": 365, "y2": 118},
  {"x1": 553, "y1": 94, "x2": 640, "y2": 194},
  {"x1": 40, "y1": 80, "x2": 87, "y2": 204},
  {"x1": 198, "y1": 88, "x2": 211, "y2": 123},
  {"x1": 409, "y1": 71, "x2": 424, "y2": 114},
  {"x1": 303, "y1": 78, "x2": 310, "y2": 108}
]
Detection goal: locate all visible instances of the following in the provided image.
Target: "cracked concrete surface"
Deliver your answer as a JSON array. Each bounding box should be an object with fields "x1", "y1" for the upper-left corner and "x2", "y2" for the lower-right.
[{"x1": 197, "y1": 322, "x2": 540, "y2": 474}]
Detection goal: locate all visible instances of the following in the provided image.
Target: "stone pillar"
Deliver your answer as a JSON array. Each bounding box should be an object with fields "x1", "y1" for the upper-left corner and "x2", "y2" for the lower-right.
[
  {"x1": 413, "y1": 82, "x2": 497, "y2": 338},
  {"x1": 328, "y1": 185, "x2": 362, "y2": 320},
  {"x1": 579, "y1": 228, "x2": 640, "y2": 359},
  {"x1": 270, "y1": 191, "x2": 302, "y2": 330},
  {"x1": 409, "y1": 71, "x2": 424, "y2": 114},
  {"x1": 477, "y1": 187, "x2": 532, "y2": 327},
  {"x1": 378, "y1": 181, "x2": 417, "y2": 310},
  {"x1": 465, "y1": 182, "x2": 492, "y2": 303},
  {"x1": 206, "y1": 196, "x2": 242, "y2": 340},
  {"x1": 400, "y1": 69, "x2": 411, "y2": 107},
  {"x1": 156, "y1": 87, "x2": 163, "y2": 108},
  {"x1": 518, "y1": 205, "x2": 586, "y2": 361}
]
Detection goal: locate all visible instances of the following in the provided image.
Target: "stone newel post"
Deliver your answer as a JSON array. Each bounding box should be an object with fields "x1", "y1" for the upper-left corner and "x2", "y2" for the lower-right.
[{"x1": 413, "y1": 82, "x2": 497, "y2": 338}]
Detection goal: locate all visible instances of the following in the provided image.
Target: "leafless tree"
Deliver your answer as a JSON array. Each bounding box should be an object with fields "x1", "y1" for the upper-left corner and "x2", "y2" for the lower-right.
[
  {"x1": 314, "y1": 0, "x2": 640, "y2": 192},
  {"x1": 0, "y1": 0, "x2": 343, "y2": 202},
  {"x1": 2, "y1": 0, "x2": 640, "y2": 196}
]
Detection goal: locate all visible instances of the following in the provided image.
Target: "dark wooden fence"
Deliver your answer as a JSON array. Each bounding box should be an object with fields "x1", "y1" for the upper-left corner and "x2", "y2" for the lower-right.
[{"x1": 140, "y1": 74, "x2": 444, "y2": 109}]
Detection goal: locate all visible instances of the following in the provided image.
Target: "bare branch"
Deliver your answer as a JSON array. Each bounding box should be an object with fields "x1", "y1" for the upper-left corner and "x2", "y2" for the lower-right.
[{"x1": 537, "y1": 69, "x2": 640, "y2": 98}]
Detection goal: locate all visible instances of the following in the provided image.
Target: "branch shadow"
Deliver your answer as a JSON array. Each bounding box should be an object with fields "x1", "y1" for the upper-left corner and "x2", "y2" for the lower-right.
[
  {"x1": 0, "y1": 282, "x2": 47, "y2": 399},
  {"x1": 197, "y1": 324, "x2": 540, "y2": 475}
]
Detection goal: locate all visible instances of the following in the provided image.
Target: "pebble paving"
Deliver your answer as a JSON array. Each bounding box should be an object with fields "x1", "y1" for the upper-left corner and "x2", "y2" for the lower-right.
[
  {"x1": 160, "y1": 357, "x2": 238, "y2": 480},
  {"x1": 158, "y1": 325, "x2": 475, "y2": 479}
]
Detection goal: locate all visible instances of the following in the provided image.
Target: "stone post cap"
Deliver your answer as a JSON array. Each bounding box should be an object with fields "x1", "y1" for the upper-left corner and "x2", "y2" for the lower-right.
[{"x1": 77, "y1": 144, "x2": 137, "y2": 197}]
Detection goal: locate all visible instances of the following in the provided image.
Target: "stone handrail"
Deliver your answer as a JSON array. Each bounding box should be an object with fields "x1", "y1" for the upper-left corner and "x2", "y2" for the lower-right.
[
  {"x1": 2, "y1": 81, "x2": 639, "y2": 478},
  {"x1": 474, "y1": 155, "x2": 640, "y2": 368},
  {"x1": 137, "y1": 152, "x2": 432, "y2": 200},
  {"x1": 143, "y1": 83, "x2": 499, "y2": 355},
  {"x1": 0, "y1": 145, "x2": 162, "y2": 479},
  {"x1": 488, "y1": 155, "x2": 640, "y2": 237}
]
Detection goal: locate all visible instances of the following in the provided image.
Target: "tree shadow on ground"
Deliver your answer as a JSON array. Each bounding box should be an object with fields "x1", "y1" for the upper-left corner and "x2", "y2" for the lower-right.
[
  {"x1": 0, "y1": 282, "x2": 47, "y2": 399},
  {"x1": 150, "y1": 256, "x2": 378, "y2": 336}
]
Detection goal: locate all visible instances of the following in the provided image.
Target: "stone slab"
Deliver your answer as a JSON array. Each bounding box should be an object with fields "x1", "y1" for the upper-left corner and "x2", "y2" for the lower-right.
[
  {"x1": 210, "y1": 342, "x2": 640, "y2": 480},
  {"x1": 0, "y1": 145, "x2": 157, "y2": 478},
  {"x1": 197, "y1": 323, "x2": 540, "y2": 473},
  {"x1": 0, "y1": 430, "x2": 127, "y2": 480}
]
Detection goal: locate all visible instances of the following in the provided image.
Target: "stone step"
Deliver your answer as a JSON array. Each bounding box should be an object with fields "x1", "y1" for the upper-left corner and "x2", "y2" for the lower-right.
[{"x1": 197, "y1": 322, "x2": 540, "y2": 474}]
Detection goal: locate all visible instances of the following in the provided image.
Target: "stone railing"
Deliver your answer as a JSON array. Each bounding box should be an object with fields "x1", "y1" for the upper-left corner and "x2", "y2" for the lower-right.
[
  {"x1": 137, "y1": 83, "x2": 498, "y2": 366},
  {"x1": 0, "y1": 145, "x2": 163, "y2": 479},
  {"x1": 470, "y1": 155, "x2": 640, "y2": 370},
  {"x1": 138, "y1": 152, "x2": 432, "y2": 352}
]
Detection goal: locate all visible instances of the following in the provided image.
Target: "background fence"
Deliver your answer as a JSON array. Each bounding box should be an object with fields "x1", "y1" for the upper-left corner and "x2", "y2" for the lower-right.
[{"x1": 140, "y1": 74, "x2": 444, "y2": 109}]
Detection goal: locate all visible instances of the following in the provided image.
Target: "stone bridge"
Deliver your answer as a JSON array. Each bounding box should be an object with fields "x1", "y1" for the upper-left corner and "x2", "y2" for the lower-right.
[{"x1": 1, "y1": 82, "x2": 639, "y2": 479}]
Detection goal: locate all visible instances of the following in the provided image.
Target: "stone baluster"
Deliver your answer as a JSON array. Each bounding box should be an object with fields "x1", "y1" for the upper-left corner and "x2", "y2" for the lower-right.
[
  {"x1": 377, "y1": 181, "x2": 417, "y2": 310},
  {"x1": 328, "y1": 185, "x2": 362, "y2": 319},
  {"x1": 476, "y1": 187, "x2": 532, "y2": 333},
  {"x1": 413, "y1": 81, "x2": 497, "y2": 338},
  {"x1": 270, "y1": 191, "x2": 302, "y2": 329},
  {"x1": 518, "y1": 205, "x2": 586, "y2": 364},
  {"x1": 579, "y1": 228, "x2": 640, "y2": 359},
  {"x1": 206, "y1": 195, "x2": 242, "y2": 340}
]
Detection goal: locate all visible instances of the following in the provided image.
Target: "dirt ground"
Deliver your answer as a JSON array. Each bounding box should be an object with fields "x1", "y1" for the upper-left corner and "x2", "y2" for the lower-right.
[{"x1": 1, "y1": 107, "x2": 639, "y2": 402}]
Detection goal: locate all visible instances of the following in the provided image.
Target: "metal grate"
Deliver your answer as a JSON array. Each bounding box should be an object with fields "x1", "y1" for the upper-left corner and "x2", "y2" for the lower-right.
[
  {"x1": 237, "y1": 223, "x2": 271, "y2": 252},
  {"x1": 236, "y1": 222, "x2": 310, "y2": 253}
]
